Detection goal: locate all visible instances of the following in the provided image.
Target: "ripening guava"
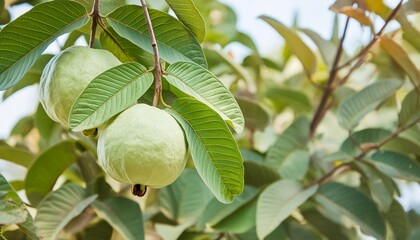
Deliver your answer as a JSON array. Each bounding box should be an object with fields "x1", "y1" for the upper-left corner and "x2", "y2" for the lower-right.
[
  {"x1": 39, "y1": 46, "x2": 121, "y2": 129},
  {"x1": 97, "y1": 104, "x2": 187, "y2": 188}
]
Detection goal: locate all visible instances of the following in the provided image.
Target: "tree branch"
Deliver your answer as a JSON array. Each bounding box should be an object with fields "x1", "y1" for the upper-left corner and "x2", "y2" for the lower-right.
[
  {"x1": 89, "y1": 0, "x2": 100, "y2": 48},
  {"x1": 310, "y1": 17, "x2": 350, "y2": 137},
  {"x1": 310, "y1": 164, "x2": 352, "y2": 186},
  {"x1": 140, "y1": 0, "x2": 163, "y2": 107}
]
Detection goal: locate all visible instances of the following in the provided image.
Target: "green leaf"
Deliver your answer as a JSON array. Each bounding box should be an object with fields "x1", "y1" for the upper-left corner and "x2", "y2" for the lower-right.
[
  {"x1": 256, "y1": 180, "x2": 318, "y2": 239},
  {"x1": 380, "y1": 36, "x2": 420, "y2": 88},
  {"x1": 265, "y1": 87, "x2": 312, "y2": 112},
  {"x1": 165, "y1": 61, "x2": 244, "y2": 133},
  {"x1": 155, "y1": 220, "x2": 195, "y2": 240},
  {"x1": 278, "y1": 150, "x2": 310, "y2": 180},
  {"x1": 386, "y1": 200, "x2": 409, "y2": 240},
  {"x1": 159, "y1": 169, "x2": 210, "y2": 223},
  {"x1": 107, "y1": 5, "x2": 207, "y2": 68},
  {"x1": 369, "y1": 150, "x2": 420, "y2": 181},
  {"x1": 0, "y1": 143, "x2": 35, "y2": 168},
  {"x1": 0, "y1": 174, "x2": 40, "y2": 240},
  {"x1": 10, "y1": 116, "x2": 33, "y2": 137},
  {"x1": 165, "y1": 0, "x2": 206, "y2": 42},
  {"x1": 315, "y1": 182, "x2": 386, "y2": 239},
  {"x1": 399, "y1": 90, "x2": 420, "y2": 127},
  {"x1": 236, "y1": 97, "x2": 270, "y2": 131},
  {"x1": 340, "y1": 128, "x2": 392, "y2": 156},
  {"x1": 259, "y1": 16, "x2": 317, "y2": 76},
  {"x1": 2, "y1": 54, "x2": 53, "y2": 100},
  {"x1": 70, "y1": 0, "x2": 127, "y2": 15},
  {"x1": 92, "y1": 196, "x2": 144, "y2": 240},
  {"x1": 266, "y1": 117, "x2": 310, "y2": 170},
  {"x1": 99, "y1": 27, "x2": 153, "y2": 65},
  {"x1": 244, "y1": 161, "x2": 280, "y2": 188},
  {"x1": 0, "y1": 1, "x2": 89, "y2": 90},
  {"x1": 35, "y1": 184, "x2": 97, "y2": 240},
  {"x1": 69, "y1": 62, "x2": 153, "y2": 131},
  {"x1": 337, "y1": 80, "x2": 403, "y2": 129},
  {"x1": 25, "y1": 140, "x2": 77, "y2": 206},
  {"x1": 167, "y1": 98, "x2": 244, "y2": 204},
  {"x1": 300, "y1": 28, "x2": 338, "y2": 67},
  {"x1": 83, "y1": 220, "x2": 113, "y2": 240}
]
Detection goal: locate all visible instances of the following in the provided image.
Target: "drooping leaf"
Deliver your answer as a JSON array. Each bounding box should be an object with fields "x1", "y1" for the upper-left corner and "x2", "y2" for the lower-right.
[
  {"x1": 92, "y1": 196, "x2": 144, "y2": 240},
  {"x1": 34, "y1": 104, "x2": 60, "y2": 148},
  {"x1": 265, "y1": 87, "x2": 312, "y2": 112},
  {"x1": 380, "y1": 36, "x2": 420, "y2": 88},
  {"x1": 69, "y1": 62, "x2": 153, "y2": 131},
  {"x1": 244, "y1": 161, "x2": 280, "y2": 188},
  {"x1": 25, "y1": 140, "x2": 78, "y2": 206},
  {"x1": 383, "y1": 136, "x2": 420, "y2": 156},
  {"x1": 399, "y1": 90, "x2": 420, "y2": 127},
  {"x1": 369, "y1": 150, "x2": 420, "y2": 181},
  {"x1": 167, "y1": 98, "x2": 244, "y2": 203},
  {"x1": 35, "y1": 184, "x2": 97, "y2": 240},
  {"x1": 107, "y1": 5, "x2": 207, "y2": 68},
  {"x1": 338, "y1": 7, "x2": 372, "y2": 26},
  {"x1": 159, "y1": 169, "x2": 210, "y2": 223},
  {"x1": 300, "y1": 28, "x2": 338, "y2": 67},
  {"x1": 0, "y1": 1, "x2": 89, "y2": 90},
  {"x1": 315, "y1": 182, "x2": 386, "y2": 239},
  {"x1": 266, "y1": 117, "x2": 310, "y2": 170},
  {"x1": 155, "y1": 220, "x2": 195, "y2": 240},
  {"x1": 340, "y1": 128, "x2": 392, "y2": 156},
  {"x1": 165, "y1": 61, "x2": 244, "y2": 133},
  {"x1": 386, "y1": 200, "x2": 409, "y2": 240},
  {"x1": 278, "y1": 150, "x2": 310, "y2": 180},
  {"x1": 2, "y1": 54, "x2": 53, "y2": 100},
  {"x1": 0, "y1": 142, "x2": 35, "y2": 168},
  {"x1": 259, "y1": 16, "x2": 317, "y2": 76},
  {"x1": 236, "y1": 96, "x2": 270, "y2": 131},
  {"x1": 337, "y1": 80, "x2": 402, "y2": 130},
  {"x1": 256, "y1": 180, "x2": 318, "y2": 239},
  {"x1": 99, "y1": 27, "x2": 153, "y2": 66},
  {"x1": 165, "y1": 0, "x2": 206, "y2": 42}
]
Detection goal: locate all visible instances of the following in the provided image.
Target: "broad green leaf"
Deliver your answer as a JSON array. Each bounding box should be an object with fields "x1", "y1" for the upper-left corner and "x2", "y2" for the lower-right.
[
  {"x1": 340, "y1": 128, "x2": 392, "y2": 156},
  {"x1": 315, "y1": 182, "x2": 386, "y2": 239},
  {"x1": 244, "y1": 161, "x2": 280, "y2": 188},
  {"x1": 265, "y1": 87, "x2": 312, "y2": 112},
  {"x1": 300, "y1": 28, "x2": 338, "y2": 67},
  {"x1": 92, "y1": 196, "x2": 144, "y2": 240},
  {"x1": 196, "y1": 186, "x2": 258, "y2": 230},
  {"x1": 165, "y1": 0, "x2": 206, "y2": 42},
  {"x1": 167, "y1": 98, "x2": 244, "y2": 203},
  {"x1": 266, "y1": 117, "x2": 310, "y2": 170},
  {"x1": 260, "y1": 16, "x2": 317, "y2": 76},
  {"x1": 399, "y1": 90, "x2": 420, "y2": 127},
  {"x1": 380, "y1": 36, "x2": 420, "y2": 88},
  {"x1": 159, "y1": 169, "x2": 210, "y2": 223},
  {"x1": 69, "y1": 0, "x2": 126, "y2": 15},
  {"x1": 256, "y1": 180, "x2": 318, "y2": 239},
  {"x1": 107, "y1": 5, "x2": 207, "y2": 68},
  {"x1": 338, "y1": 7, "x2": 372, "y2": 26},
  {"x1": 83, "y1": 220, "x2": 113, "y2": 240},
  {"x1": 35, "y1": 184, "x2": 97, "y2": 240},
  {"x1": 0, "y1": 143, "x2": 35, "y2": 168},
  {"x1": 34, "y1": 104, "x2": 60, "y2": 148},
  {"x1": 0, "y1": 1, "x2": 89, "y2": 90},
  {"x1": 278, "y1": 150, "x2": 310, "y2": 180},
  {"x1": 337, "y1": 80, "x2": 402, "y2": 129},
  {"x1": 287, "y1": 221, "x2": 323, "y2": 240},
  {"x1": 69, "y1": 62, "x2": 153, "y2": 131},
  {"x1": 0, "y1": 174, "x2": 40, "y2": 240},
  {"x1": 383, "y1": 136, "x2": 420, "y2": 156},
  {"x1": 369, "y1": 151, "x2": 420, "y2": 181},
  {"x1": 99, "y1": 27, "x2": 153, "y2": 66},
  {"x1": 386, "y1": 200, "x2": 409, "y2": 240},
  {"x1": 155, "y1": 220, "x2": 195, "y2": 240},
  {"x1": 2, "y1": 54, "x2": 53, "y2": 100},
  {"x1": 165, "y1": 61, "x2": 244, "y2": 133},
  {"x1": 236, "y1": 97, "x2": 270, "y2": 131},
  {"x1": 25, "y1": 140, "x2": 77, "y2": 206},
  {"x1": 356, "y1": 162, "x2": 395, "y2": 211},
  {"x1": 10, "y1": 116, "x2": 33, "y2": 137}
]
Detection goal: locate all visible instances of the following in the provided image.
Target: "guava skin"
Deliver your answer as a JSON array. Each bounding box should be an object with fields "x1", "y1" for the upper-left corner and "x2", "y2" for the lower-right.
[
  {"x1": 39, "y1": 46, "x2": 121, "y2": 129},
  {"x1": 97, "y1": 104, "x2": 187, "y2": 188}
]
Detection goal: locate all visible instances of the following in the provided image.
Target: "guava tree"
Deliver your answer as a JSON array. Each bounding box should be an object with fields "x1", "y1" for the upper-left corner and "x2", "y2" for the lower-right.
[{"x1": 0, "y1": 0, "x2": 420, "y2": 239}]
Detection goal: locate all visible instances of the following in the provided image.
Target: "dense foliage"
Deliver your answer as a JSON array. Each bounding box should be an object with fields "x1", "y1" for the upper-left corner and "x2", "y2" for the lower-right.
[{"x1": 1, "y1": 0, "x2": 420, "y2": 239}]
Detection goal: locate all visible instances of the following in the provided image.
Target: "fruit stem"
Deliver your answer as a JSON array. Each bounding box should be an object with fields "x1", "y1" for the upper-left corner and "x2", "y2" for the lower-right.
[
  {"x1": 140, "y1": 0, "x2": 163, "y2": 107},
  {"x1": 88, "y1": 0, "x2": 100, "y2": 48},
  {"x1": 132, "y1": 184, "x2": 147, "y2": 197}
]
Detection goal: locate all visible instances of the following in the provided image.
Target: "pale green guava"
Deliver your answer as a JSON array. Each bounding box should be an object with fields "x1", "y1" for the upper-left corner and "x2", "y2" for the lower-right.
[
  {"x1": 39, "y1": 46, "x2": 121, "y2": 129},
  {"x1": 97, "y1": 104, "x2": 187, "y2": 188}
]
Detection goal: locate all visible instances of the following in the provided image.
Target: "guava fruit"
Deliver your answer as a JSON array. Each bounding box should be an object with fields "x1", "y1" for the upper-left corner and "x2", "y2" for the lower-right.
[
  {"x1": 97, "y1": 104, "x2": 187, "y2": 188},
  {"x1": 39, "y1": 46, "x2": 121, "y2": 129}
]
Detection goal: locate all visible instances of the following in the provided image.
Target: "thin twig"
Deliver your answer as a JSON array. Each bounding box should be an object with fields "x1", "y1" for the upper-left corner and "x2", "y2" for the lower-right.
[
  {"x1": 310, "y1": 17, "x2": 350, "y2": 137},
  {"x1": 89, "y1": 0, "x2": 100, "y2": 48},
  {"x1": 310, "y1": 164, "x2": 352, "y2": 186},
  {"x1": 140, "y1": 0, "x2": 163, "y2": 107},
  {"x1": 336, "y1": 0, "x2": 403, "y2": 70}
]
